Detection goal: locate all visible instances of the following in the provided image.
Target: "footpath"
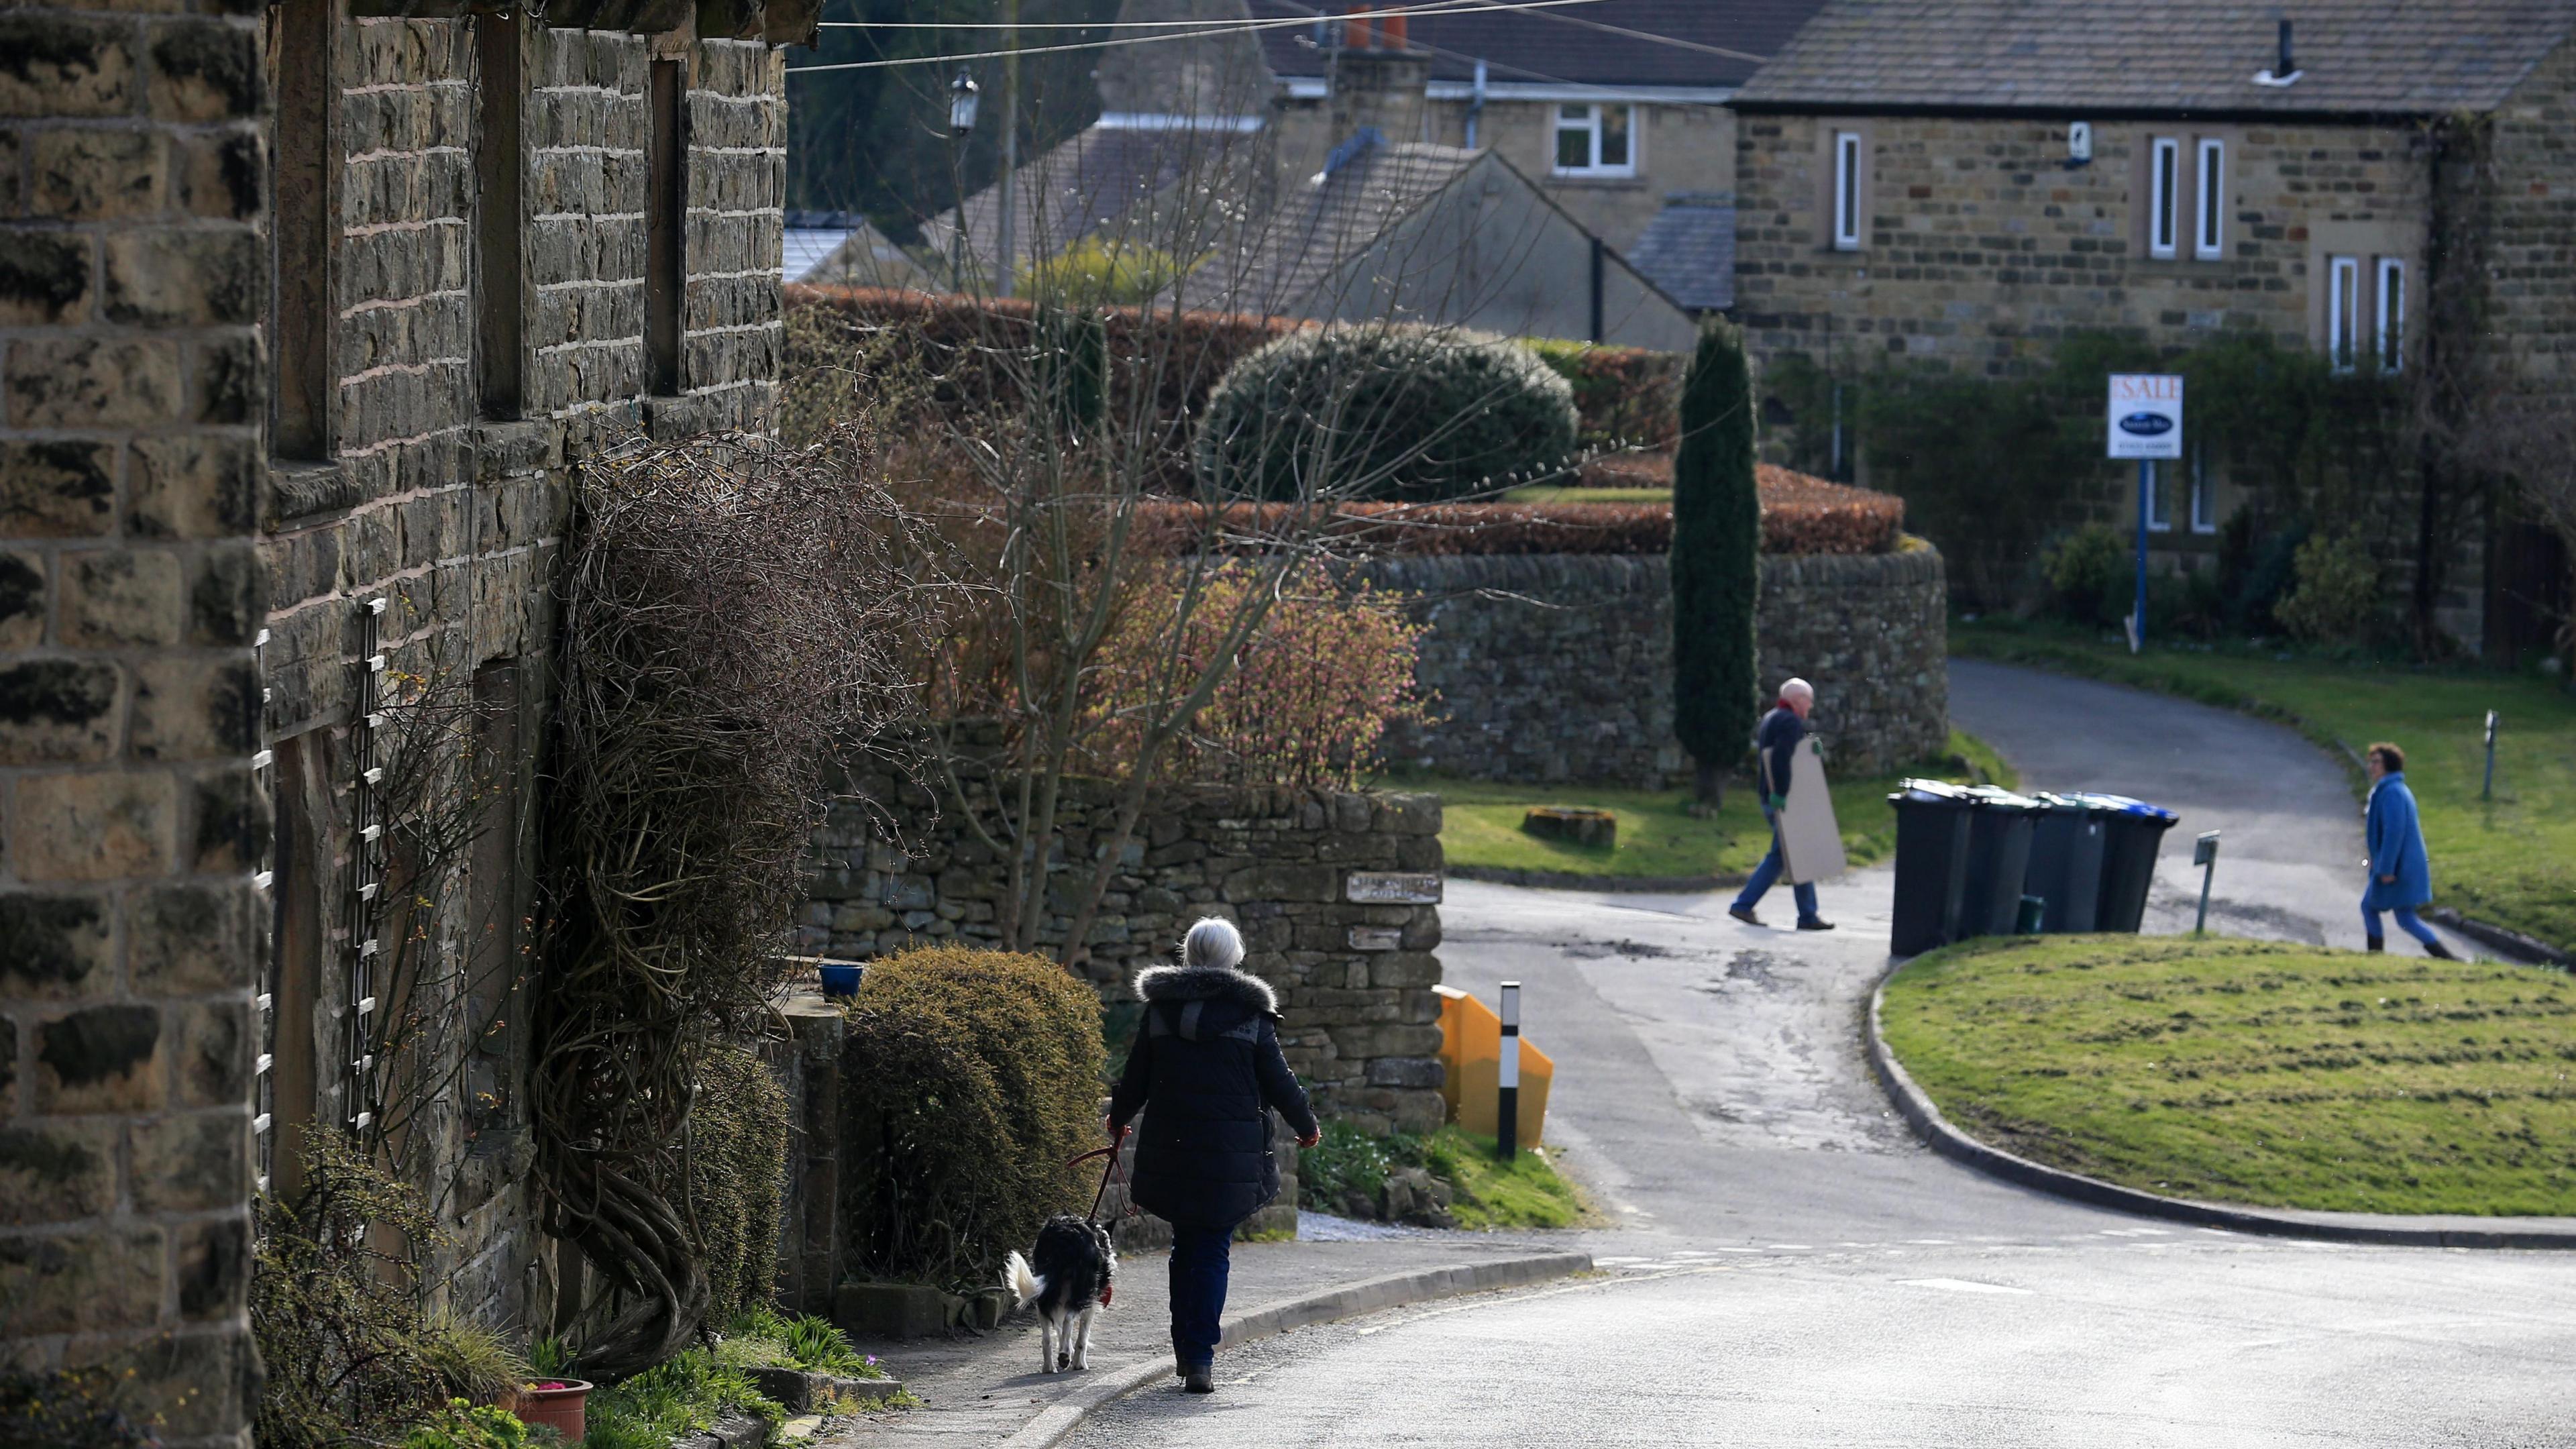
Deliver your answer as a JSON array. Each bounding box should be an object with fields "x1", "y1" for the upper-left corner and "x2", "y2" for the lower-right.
[{"x1": 812, "y1": 1227, "x2": 1588, "y2": 1447}]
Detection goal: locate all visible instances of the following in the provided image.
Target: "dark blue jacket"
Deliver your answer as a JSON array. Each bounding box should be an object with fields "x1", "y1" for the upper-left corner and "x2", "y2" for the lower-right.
[
  {"x1": 2365, "y1": 772, "x2": 2434, "y2": 910},
  {"x1": 1108, "y1": 964, "x2": 1318, "y2": 1230},
  {"x1": 1754, "y1": 704, "x2": 1807, "y2": 804}
]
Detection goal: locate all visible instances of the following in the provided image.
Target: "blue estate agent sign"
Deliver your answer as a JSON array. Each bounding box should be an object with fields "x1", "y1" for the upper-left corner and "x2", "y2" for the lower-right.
[{"x1": 2107, "y1": 373, "x2": 2184, "y2": 460}]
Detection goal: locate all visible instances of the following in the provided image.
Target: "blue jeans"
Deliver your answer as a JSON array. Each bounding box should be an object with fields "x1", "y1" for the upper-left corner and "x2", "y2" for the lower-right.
[
  {"x1": 1733, "y1": 808, "x2": 1819, "y2": 923},
  {"x1": 1168, "y1": 1222, "x2": 1233, "y2": 1370},
  {"x1": 2363, "y1": 896, "x2": 2441, "y2": 947}
]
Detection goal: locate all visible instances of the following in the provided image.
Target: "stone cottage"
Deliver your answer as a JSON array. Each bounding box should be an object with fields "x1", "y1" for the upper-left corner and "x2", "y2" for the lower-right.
[
  {"x1": 1727, "y1": 0, "x2": 2576, "y2": 653},
  {"x1": 0, "y1": 0, "x2": 805, "y2": 1435}
]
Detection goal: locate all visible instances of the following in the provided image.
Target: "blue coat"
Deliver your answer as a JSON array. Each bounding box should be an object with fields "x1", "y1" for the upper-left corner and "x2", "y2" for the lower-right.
[
  {"x1": 2364, "y1": 772, "x2": 2434, "y2": 910},
  {"x1": 1109, "y1": 964, "x2": 1318, "y2": 1230}
]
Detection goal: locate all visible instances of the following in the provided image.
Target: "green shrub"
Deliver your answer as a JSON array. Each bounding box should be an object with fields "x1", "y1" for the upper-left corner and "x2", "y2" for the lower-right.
[
  {"x1": 1670, "y1": 319, "x2": 1762, "y2": 802},
  {"x1": 417, "y1": 1311, "x2": 532, "y2": 1408},
  {"x1": 720, "y1": 1307, "x2": 883, "y2": 1379},
  {"x1": 402, "y1": 1399, "x2": 555, "y2": 1449},
  {"x1": 0, "y1": 1366, "x2": 155, "y2": 1449},
  {"x1": 2276, "y1": 531, "x2": 2386, "y2": 645},
  {"x1": 1018, "y1": 238, "x2": 1204, "y2": 307},
  {"x1": 1036, "y1": 306, "x2": 1108, "y2": 439},
  {"x1": 682, "y1": 1043, "x2": 792, "y2": 1325},
  {"x1": 582, "y1": 1348, "x2": 784, "y2": 1449},
  {"x1": 1195, "y1": 325, "x2": 1579, "y2": 502},
  {"x1": 840, "y1": 945, "x2": 1107, "y2": 1289},
  {"x1": 1299, "y1": 1122, "x2": 1584, "y2": 1230},
  {"x1": 2043, "y1": 523, "x2": 2131, "y2": 629},
  {"x1": 1523, "y1": 337, "x2": 1683, "y2": 451}
]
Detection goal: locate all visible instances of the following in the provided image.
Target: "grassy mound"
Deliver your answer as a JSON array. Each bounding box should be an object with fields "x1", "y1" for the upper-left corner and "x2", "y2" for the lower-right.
[
  {"x1": 1300, "y1": 1121, "x2": 1587, "y2": 1230},
  {"x1": 1880, "y1": 934, "x2": 2576, "y2": 1216},
  {"x1": 1410, "y1": 728, "x2": 2012, "y2": 882}
]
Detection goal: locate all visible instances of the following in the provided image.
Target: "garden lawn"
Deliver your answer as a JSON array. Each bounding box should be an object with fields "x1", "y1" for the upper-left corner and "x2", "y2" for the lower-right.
[
  {"x1": 1953, "y1": 619, "x2": 2576, "y2": 953},
  {"x1": 1499, "y1": 484, "x2": 1672, "y2": 504},
  {"x1": 1398, "y1": 729, "x2": 2012, "y2": 882},
  {"x1": 1881, "y1": 934, "x2": 2576, "y2": 1216}
]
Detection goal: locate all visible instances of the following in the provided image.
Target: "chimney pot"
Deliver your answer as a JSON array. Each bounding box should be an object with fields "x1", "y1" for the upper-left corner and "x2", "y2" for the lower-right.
[
  {"x1": 1381, "y1": 11, "x2": 1407, "y2": 47},
  {"x1": 2277, "y1": 18, "x2": 2294, "y2": 77}
]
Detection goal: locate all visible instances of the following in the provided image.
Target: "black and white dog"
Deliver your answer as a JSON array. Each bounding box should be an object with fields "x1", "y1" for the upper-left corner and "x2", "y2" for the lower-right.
[{"x1": 1003, "y1": 1214, "x2": 1116, "y2": 1373}]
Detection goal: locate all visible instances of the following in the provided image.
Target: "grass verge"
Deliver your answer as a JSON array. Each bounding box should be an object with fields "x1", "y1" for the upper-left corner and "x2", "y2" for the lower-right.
[
  {"x1": 1880, "y1": 934, "x2": 2576, "y2": 1216},
  {"x1": 1953, "y1": 617, "x2": 2576, "y2": 953},
  {"x1": 1395, "y1": 728, "x2": 2013, "y2": 883},
  {"x1": 1301, "y1": 1120, "x2": 1587, "y2": 1229}
]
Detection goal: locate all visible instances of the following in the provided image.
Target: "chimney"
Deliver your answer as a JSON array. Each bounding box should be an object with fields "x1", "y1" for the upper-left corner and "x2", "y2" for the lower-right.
[
  {"x1": 1327, "y1": 1, "x2": 1430, "y2": 147},
  {"x1": 2277, "y1": 19, "x2": 2294, "y2": 78}
]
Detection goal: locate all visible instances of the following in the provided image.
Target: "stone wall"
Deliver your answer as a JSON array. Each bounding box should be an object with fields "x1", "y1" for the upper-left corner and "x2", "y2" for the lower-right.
[
  {"x1": 0, "y1": 0, "x2": 269, "y2": 1435},
  {"x1": 804, "y1": 780, "x2": 1448, "y2": 1136},
  {"x1": 1348, "y1": 546, "x2": 1949, "y2": 789}
]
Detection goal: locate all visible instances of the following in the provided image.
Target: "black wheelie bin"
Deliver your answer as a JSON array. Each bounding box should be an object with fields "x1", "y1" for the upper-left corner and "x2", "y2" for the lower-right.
[
  {"x1": 1957, "y1": 786, "x2": 2046, "y2": 940},
  {"x1": 2061, "y1": 792, "x2": 2181, "y2": 932},
  {"x1": 1886, "y1": 780, "x2": 1976, "y2": 957},
  {"x1": 2024, "y1": 792, "x2": 2112, "y2": 932}
]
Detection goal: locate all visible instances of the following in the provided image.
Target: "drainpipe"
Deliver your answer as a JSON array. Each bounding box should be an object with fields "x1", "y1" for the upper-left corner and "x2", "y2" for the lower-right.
[
  {"x1": 1589, "y1": 235, "x2": 1605, "y2": 342},
  {"x1": 1470, "y1": 60, "x2": 1489, "y2": 148}
]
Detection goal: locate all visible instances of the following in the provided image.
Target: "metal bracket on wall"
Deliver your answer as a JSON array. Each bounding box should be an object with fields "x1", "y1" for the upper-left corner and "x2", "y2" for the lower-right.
[
  {"x1": 252, "y1": 628, "x2": 277, "y2": 1201},
  {"x1": 345, "y1": 597, "x2": 390, "y2": 1136}
]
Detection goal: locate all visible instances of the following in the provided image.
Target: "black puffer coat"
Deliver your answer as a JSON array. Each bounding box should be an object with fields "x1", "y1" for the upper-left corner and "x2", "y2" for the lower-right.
[{"x1": 1108, "y1": 963, "x2": 1319, "y2": 1230}]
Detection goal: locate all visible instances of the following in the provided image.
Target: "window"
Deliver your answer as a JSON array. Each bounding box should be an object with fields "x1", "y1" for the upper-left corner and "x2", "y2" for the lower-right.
[
  {"x1": 474, "y1": 12, "x2": 524, "y2": 419},
  {"x1": 1832, "y1": 129, "x2": 1863, "y2": 251},
  {"x1": 2326, "y1": 254, "x2": 2361, "y2": 372},
  {"x1": 1552, "y1": 103, "x2": 1633, "y2": 176},
  {"x1": 2148, "y1": 136, "x2": 2180, "y2": 259},
  {"x1": 645, "y1": 58, "x2": 687, "y2": 396},
  {"x1": 2189, "y1": 441, "x2": 2218, "y2": 534},
  {"x1": 2146, "y1": 462, "x2": 2173, "y2": 533},
  {"x1": 2194, "y1": 138, "x2": 2224, "y2": 259},
  {"x1": 2375, "y1": 257, "x2": 2406, "y2": 372}
]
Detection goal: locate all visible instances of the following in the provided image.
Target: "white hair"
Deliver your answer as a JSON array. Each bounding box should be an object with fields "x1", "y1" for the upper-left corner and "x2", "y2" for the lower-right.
[
  {"x1": 1181, "y1": 916, "x2": 1245, "y2": 971},
  {"x1": 1780, "y1": 677, "x2": 1815, "y2": 702}
]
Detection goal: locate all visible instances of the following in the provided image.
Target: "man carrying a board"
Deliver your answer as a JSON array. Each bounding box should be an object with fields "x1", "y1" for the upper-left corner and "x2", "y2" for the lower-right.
[{"x1": 1728, "y1": 677, "x2": 1837, "y2": 932}]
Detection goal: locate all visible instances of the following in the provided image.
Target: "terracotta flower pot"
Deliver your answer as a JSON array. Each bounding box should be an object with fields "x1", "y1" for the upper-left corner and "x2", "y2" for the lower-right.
[{"x1": 513, "y1": 1381, "x2": 593, "y2": 1444}]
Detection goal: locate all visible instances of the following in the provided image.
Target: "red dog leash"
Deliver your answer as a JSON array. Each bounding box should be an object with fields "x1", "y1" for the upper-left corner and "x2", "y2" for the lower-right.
[{"x1": 1066, "y1": 1126, "x2": 1130, "y2": 1306}]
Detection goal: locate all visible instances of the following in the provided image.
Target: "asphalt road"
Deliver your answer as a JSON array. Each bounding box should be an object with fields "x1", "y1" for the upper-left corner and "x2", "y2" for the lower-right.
[{"x1": 1066, "y1": 666, "x2": 2576, "y2": 1446}]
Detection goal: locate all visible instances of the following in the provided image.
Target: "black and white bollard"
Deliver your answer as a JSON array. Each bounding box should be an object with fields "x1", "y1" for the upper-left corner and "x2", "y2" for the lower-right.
[
  {"x1": 2484, "y1": 710, "x2": 2499, "y2": 800},
  {"x1": 1497, "y1": 981, "x2": 1521, "y2": 1161},
  {"x1": 2192, "y1": 830, "x2": 2221, "y2": 936}
]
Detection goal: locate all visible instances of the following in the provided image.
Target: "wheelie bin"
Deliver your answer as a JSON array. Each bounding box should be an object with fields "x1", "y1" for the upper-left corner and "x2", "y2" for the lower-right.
[
  {"x1": 1957, "y1": 786, "x2": 2046, "y2": 940},
  {"x1": 1886, "y1": 780, "x2": 1976, "y2": 957},
  {"x1": 2024, "y1": 792, "x2": 2112, "y2": 933},
  {"x1": 2061, "y1": 792, "x2": 2181, "y2": 933}
]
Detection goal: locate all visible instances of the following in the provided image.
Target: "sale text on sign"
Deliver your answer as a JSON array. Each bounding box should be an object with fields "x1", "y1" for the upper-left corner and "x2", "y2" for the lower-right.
[{"x1": 2106, "y1": 373, "x2": 2184, "y2": 460}]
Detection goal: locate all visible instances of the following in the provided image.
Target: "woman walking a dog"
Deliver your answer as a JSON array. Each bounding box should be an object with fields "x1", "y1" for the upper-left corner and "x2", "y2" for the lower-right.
[{"x1": 1109, "y1": 917, "x2": 1322, "y2": 1395}]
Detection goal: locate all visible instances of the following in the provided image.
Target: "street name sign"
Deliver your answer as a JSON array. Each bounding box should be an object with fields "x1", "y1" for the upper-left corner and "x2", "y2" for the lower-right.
[{"x1": 2106, "y1": 373, "x2": 2184, "y2": 460}]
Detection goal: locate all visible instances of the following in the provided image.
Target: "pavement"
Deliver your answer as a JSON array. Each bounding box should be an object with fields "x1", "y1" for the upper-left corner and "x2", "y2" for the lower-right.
[{"x1": 1048, "y1": 661, "x2": 2576, "y2": 1446}]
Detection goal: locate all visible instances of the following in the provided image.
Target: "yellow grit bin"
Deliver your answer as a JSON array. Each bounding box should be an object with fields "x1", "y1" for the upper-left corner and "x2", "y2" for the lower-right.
[{"x1": 1434, "y1": 984, "x2": 1554, "y2": 1144}]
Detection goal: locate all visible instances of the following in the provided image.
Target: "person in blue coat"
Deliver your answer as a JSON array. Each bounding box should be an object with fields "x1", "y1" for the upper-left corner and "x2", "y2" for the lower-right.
[
  {"x1": 2362, "y1": 741, "x2": 2455, "y2": 959},
  {"x1": 1108, "y1": 918, "x2": 1321, "y2": 1394}
]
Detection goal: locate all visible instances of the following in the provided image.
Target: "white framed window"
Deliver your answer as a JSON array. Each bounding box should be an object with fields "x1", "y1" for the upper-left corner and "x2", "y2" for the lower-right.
[
  {"x1": 2189, "y1": 441, "x2": 2218, "y2": 534},
  {"x1": 1832, "y1": 129, "x2": 1863, "y2": 250},
  {"x1": 1552, "y1": 103, "x2": 1634, "y2": 177},
  {"x1": 2146, "y1": 463, "x2": 2173, "y2": 533},
  {"x1": 2194, "y1": 138, "x2": 2224, "y2": 259},
  {"x1": 2327, "y1": 254, "x2": 2361, "y2": 372},
  {"x1": 2375, "y1": 257, "x2": 2406, "y2": 372},
  {"x1": 2148, "y1": 136, "x2": 2180, "y2": 259}
]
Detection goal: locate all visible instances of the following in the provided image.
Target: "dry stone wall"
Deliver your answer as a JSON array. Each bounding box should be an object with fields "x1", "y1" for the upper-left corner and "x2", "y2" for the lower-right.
[
  {"x1": 1349, "y1": 547, "x2": 1949, "y2": 789},
  {"x1": 804, "y1": 776, "x2": 1448, "y2": 1136}
]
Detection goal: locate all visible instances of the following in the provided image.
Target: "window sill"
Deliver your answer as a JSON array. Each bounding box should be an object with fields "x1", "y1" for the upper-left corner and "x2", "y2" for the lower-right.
[
  {"x1": 1548, "y1": 172, "x2": 1643, "y2": 186},
  {"x1": 267, "y1": 458, "x2": 360, "y2": 529}
]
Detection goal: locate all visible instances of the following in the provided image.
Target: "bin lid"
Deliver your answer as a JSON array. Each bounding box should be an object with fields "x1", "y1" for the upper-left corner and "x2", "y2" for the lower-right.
[
  {"x1": 2034, "y1": 790, "x2": 2116, "y2": 814},
  {"x1": 1959, "y1": 784, "x2": 2047, "y2": 813},
  {"x1": 2053, "y1": 791, "x2": 2180, "y2": 823},
  {"x1": 1889, "y1": 777, "x2": 1979, "y2": 806}
]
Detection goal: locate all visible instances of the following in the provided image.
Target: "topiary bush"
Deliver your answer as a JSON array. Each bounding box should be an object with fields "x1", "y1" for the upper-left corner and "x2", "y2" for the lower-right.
[
  {"x1": 2276, "y1": 531, "x2": 2387, "y2": 645},
  {"x1": 1670, "y1": 318, "x2": 1762, "y2": 807},
  {"x1": 682, "y1": 1042, "x2": 792, "y2": 1325},
  {"x1": 1194, "y1": 325, "x2": 1579, "y2": 502},
  {"x1": 841, "y1": 945, "x2": 1108, "y2": 1290}
]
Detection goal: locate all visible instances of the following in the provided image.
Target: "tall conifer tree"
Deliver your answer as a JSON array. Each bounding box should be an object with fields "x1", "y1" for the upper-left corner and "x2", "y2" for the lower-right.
[{"x1": 1670, "y1": 319, "x2": 1761, "y2": 809}]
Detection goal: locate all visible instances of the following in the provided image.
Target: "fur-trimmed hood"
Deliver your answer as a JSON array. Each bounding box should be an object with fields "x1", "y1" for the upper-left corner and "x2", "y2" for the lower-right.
[{"x1": 1132, "y1": 963, "x2": 1278, "y2": 1017}]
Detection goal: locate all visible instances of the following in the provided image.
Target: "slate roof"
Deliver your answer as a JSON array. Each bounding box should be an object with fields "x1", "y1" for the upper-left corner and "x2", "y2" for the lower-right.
[
  {"x1": 1731, "y1": 0, "x2": 2576, "y2": 116},
  {"x1": 928, "y1": 122, "x2": 1260, "y2": 272},
  {"x1": 1248, "y1": 0, "x2": 1823, "y2": 90},
  {"x1": 1625, "y1": 195, "x2": 1735, "y2": 312},
  {"x1": 1175, "y1": 136, "x2": 1483, "y2": 315}
]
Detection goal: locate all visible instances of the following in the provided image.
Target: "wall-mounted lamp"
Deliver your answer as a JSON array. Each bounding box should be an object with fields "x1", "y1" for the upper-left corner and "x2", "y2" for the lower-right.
[{"x1": 949, "y1": 69, "x2": 981, "y2": 137}]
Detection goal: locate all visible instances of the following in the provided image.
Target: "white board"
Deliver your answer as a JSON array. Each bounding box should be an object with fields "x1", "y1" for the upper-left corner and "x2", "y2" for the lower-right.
[{"x1": 1778, "y1": 737, "x2": 1846, "y2": 885}]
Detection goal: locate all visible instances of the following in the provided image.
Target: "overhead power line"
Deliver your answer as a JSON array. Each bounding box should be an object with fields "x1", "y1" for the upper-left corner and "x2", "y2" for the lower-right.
[{"x1": 787, "y1": 0, "x2": 1614, "y2": 74}]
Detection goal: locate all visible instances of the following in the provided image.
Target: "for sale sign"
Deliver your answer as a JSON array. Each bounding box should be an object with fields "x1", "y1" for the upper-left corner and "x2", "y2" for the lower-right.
[{"x1": 2106, "y1": 374, "x2": 2184, "y2": 460}]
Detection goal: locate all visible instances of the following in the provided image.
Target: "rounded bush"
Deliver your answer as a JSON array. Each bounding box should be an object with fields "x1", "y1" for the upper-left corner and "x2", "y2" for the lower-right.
[{"x1": 1194, "y1": 326, "x2": 1580, "y2": 501}]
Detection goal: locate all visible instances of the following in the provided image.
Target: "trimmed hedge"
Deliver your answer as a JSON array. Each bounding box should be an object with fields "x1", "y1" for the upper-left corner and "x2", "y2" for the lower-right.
[
  {"x1": 686, "y1": 1042, "x2": 792, "y2": 1324},
  {"x1": 1195, "y1": 327, "x2": 1580, "y2": 501},
  {"x1": 840, "y1": 945, "x2": 1107, "y2": 1291},
  {"x1": 1129, "y1": 467, "x2": 1900, "y2": 557},
  {"x1": 1525, "y1": 338, "x2": 1684, "y2": 452}
]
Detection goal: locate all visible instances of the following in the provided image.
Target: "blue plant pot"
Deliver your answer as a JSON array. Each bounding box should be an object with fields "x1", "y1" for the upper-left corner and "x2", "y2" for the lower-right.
[{"x1": 818, "y1": 963, "x2": 863, "y2": 998}]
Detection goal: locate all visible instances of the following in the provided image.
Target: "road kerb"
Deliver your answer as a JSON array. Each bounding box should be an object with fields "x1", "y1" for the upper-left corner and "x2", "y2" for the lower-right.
[
  {"x1": 1866, "y1": 958, "x2": 2576, "y2": 1251},
  {"x1": 994, "y1": 1250, "x2": 1593, "y2": 1449}
]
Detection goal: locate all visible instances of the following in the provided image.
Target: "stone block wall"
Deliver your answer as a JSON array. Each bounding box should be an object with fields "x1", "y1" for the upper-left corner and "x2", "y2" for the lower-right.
[
  {"x1": 804, "y1": 779, "x2": 1448, "y2": 1135},
  {"x1": 0, "y1": 0, "x2": 268, "y2": 1436},
  {"x1": 1348, "y1": 547, "x2": 1949, "y2": 789}
]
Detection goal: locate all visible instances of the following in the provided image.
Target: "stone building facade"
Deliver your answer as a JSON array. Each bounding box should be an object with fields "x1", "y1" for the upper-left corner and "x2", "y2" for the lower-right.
[
  {"x1": 804, "y1": 778, "x2": 1448, "y2": 1138},
  {"x1": 1727, "y1": 1, "x2": 2576, "y2": 653},
  {"x1": 3, "y1": 0, "x2": 804, "y2": 1434},
  {"x1": 1350, "y1": 547, "x2": 1951, "y2": 790}
]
